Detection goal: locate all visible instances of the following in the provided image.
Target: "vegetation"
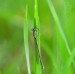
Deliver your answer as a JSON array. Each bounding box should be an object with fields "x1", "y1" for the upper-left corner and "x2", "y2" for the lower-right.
[{"x1": 0, "y1": 0, "x2": 75, "y2": 74}]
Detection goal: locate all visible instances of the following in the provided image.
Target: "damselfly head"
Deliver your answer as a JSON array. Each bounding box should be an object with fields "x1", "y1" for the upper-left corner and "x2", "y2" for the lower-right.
[
  {"x1": 32, "y1": 28, "x2": 36, "y2": 32},
  {"x1": 32, "y1": 28, "x2": 37, "y2": 38}
]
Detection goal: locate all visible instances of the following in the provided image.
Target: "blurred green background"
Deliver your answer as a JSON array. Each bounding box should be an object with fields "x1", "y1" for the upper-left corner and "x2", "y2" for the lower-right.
[{"x1": 0, "y1": 0, "x2": 75, "y2": 74}]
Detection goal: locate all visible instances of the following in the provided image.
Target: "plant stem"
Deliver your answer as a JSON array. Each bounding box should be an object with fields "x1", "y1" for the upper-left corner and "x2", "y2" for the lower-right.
[
  {"x1": 34, "y1": 0, "x2": 42, "y2": 74},
  {"x1": 24, "y1": 5, "x2": 31, "y2": 74}
]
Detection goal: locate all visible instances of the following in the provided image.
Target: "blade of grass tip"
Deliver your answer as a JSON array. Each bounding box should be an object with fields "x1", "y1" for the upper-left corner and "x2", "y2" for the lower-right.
[
  {"x1": 24, "y1": 5, "x2": 31, "y2": 74},
  {"x1": 34, "y1": 0, "x2": 42, "y2": 73},
  {"x1": 63, "y1": 47, "x2": 75, "y2": 73},
  {"x1": 47, "y1": 0, "x2": 75, "y2": 66}
]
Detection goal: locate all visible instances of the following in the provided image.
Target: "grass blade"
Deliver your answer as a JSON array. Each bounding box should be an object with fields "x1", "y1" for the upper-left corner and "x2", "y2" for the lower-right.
[
  {"x1": 34, "y1": 0, "x2": 42, "y2": 74},
  {"x1": 47, "y1": 0, "x2": 71, "y2": 55},
  {"x1": 63, "y1": 47, "x2": 75, "y2": 73},
  {"x1": 47, "y1": 0, "x2": 75, "y2": 67},
  {"x1": 41, "y1": 40, "x2": 59, "y2": 73},
  {"x1": 24, "y1": 5, "x2": 31, "y2": 74}
]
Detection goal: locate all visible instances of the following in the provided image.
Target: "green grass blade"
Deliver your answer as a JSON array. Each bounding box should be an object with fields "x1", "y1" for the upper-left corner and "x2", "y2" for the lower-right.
[
  {"x1": 41, "y1": 40, "x2": 59, "y2": 73},
  {"x1": 34, "y1": 0, "x2": 42, "y2": 74},
  {"x1": 24, "y1": 5, "x2": 31, "y2": 74},
  {"x1": 63, "y1": 47, "x2": 75, "y2": 73},
  {"x1": 47, "y1": 0, "x2": 75, "y2": 67},
  {"x1": 47, "y1": 0, "x2": 71, "y2": 55}
]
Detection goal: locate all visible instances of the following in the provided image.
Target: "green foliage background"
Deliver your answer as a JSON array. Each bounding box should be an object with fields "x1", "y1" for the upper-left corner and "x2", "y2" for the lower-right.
[{"x1": 0, "y1": 0, "x2": 75, "y2": 74}]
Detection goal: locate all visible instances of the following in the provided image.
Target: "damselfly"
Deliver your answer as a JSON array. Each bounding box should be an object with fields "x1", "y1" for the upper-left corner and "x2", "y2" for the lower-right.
[{"x1": 32, "y1": 28, "x2": 44, "y2": 70}]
